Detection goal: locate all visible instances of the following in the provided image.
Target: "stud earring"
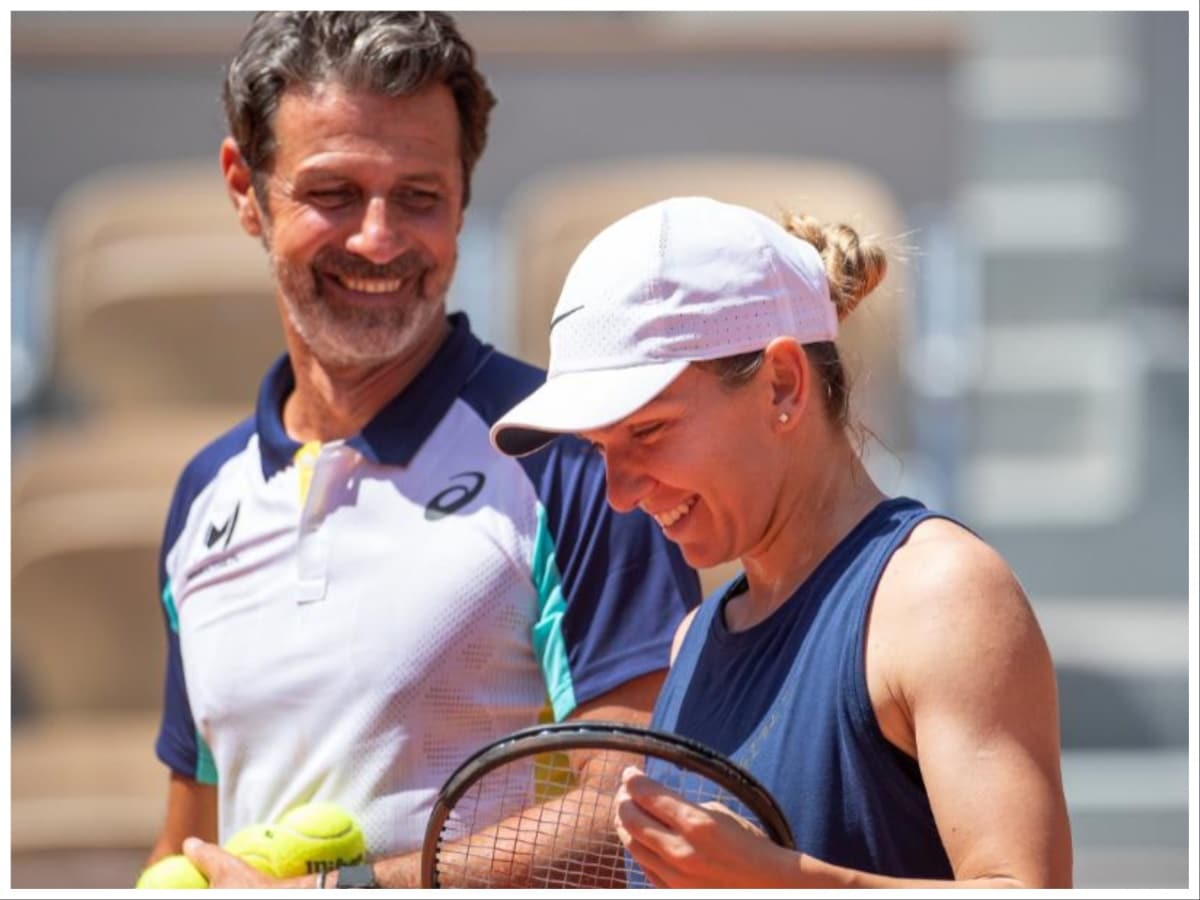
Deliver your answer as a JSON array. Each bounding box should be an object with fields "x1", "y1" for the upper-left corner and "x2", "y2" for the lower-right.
[{"x1": 778, "y1": 412, "x2": 790, "y2": 424}]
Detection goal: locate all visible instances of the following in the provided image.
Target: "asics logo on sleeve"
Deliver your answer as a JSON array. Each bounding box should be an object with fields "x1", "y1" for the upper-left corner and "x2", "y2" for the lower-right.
[
  {"x1": 204, "y1": 502, "x2": 240, "y2": 550},
  {"x1": 425, "y1": 472, "x2": 486, "y2": 521}
]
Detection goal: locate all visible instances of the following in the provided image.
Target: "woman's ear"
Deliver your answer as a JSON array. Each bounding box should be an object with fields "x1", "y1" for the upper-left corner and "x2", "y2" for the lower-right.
[
  {"x1": 762, "y1": 337, "x2": 809, "y2": 429},
  {"x1": 219, "y1": 137, "x2": 264, "y2": 238}
]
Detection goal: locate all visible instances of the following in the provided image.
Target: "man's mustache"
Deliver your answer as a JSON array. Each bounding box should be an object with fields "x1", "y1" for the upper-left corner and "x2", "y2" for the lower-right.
[{"x1": 313, "y1": 247, "x2": 432, "y2": 280}]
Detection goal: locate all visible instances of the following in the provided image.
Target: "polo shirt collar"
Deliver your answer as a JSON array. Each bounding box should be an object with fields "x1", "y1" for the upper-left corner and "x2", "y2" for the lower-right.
[{"x1": 256, "y1": 313, "x2": 488, "y2": 480}]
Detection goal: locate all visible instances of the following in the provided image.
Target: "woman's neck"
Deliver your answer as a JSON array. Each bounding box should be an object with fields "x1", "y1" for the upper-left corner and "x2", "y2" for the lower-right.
[{"x1": 730, "y1": 435, "x2": 886, "y2": 632}]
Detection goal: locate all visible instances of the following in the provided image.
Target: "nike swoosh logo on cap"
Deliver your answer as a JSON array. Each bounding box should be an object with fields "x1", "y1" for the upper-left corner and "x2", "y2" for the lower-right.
[{"x1": 549, "y1": 304, "x2": 585, "y2": 332}]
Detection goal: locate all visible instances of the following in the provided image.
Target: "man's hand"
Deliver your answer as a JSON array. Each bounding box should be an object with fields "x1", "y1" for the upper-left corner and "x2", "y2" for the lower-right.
[
  {"x1": 366, "y1": 850, "x2": 422, "y2": 888},
  {"x1": 182, "y1": 837, "x2": 312, "y2": 889}
]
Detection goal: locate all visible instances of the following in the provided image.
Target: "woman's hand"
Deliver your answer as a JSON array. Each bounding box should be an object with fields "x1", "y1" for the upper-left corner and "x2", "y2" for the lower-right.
[{"x1": 612, "y1": 766, "x2": 798, "y2": 888}]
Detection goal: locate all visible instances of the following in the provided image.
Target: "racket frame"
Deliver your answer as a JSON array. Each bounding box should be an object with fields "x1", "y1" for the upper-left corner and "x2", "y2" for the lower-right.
[{"x1": 421, "y1": 721, "x2": 795, "y2": 888}]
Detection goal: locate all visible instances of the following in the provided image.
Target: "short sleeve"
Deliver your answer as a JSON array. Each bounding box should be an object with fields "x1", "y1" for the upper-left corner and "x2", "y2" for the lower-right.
[
  {"x1": 152, "y1": 424, "x2": 253, "y2": 783},
  {"x1": 154, "y1": 580, "x2": 215, "y2": 783},
  {"x1": 522, "y1": 437, "x2": 701, "y2": 718}
]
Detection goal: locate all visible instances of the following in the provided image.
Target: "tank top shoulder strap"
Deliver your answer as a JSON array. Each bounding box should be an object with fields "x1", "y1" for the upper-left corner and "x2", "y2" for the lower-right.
[
  {"x1": 844, "y1": 497, "x2": 948, "y2": 593},
  {"x1": 841, "y1": 497, "x2": 959, "y2": 760},
  {"x1": 666, "y1": 573, "x2": 743, "y2": 684}
]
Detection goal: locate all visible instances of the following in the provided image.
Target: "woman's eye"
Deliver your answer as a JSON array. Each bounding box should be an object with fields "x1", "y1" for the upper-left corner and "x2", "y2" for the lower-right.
[{"x1": 631, "y1": 422, "x2": 664, "y2": 441}]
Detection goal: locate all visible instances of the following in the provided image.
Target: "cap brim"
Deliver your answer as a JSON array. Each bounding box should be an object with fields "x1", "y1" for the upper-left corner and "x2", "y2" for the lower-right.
[{"x1": 490, "y1": 360, "x2": 690, "y2": 457}]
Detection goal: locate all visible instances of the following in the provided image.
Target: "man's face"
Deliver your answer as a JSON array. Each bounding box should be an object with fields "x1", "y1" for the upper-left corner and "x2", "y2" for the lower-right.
[{"x1": 254, "y1": 82, "x2": 465, "y2": 368}]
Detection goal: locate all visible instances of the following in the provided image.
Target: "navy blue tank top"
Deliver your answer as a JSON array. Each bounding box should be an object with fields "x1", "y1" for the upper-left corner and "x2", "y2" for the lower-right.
[{"x1": 650, "y1": 496, "x2": 954, "y2": 879}]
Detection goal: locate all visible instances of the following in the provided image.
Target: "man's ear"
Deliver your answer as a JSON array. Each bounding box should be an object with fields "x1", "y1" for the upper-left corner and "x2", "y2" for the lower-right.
[
  {"x1": 219, "y1": 137, "x2": 264, "y2": 238},
  {"x1": 762, "y1": 337, "x2": 809, "y2": 428}
]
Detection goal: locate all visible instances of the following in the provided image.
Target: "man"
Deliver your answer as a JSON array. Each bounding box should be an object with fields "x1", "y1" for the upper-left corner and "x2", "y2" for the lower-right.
[{"x1": 148, "y1": 12, "x2": 699, "y2": 888}]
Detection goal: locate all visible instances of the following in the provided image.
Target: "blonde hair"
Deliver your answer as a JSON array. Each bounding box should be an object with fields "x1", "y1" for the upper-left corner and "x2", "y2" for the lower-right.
[
  {"x1": 780, "y1": 211, "x2": 888, "y2": 321},
  {"x1": 699, "y1": 211, "x2": 888, "y2": 440}
]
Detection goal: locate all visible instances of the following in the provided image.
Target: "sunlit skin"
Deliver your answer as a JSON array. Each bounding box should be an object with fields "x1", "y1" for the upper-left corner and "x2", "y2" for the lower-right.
[
  {"x1": 582, "y1": 337, "x2": 884, "y2": 624},
  {"x1": 220, "y1": 81, "x2": 465, "y2": 442},
  {"x1": 173, "y1": 80, "x2": 677, "y2": 891},
  {"x1": 585, "y1": 338, "x2": 1072, "y2": 888}
]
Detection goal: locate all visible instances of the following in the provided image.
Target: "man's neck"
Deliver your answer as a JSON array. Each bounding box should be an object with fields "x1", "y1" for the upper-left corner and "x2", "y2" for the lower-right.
[{"x1": 281, "y1": 318, "x2": 452, "y2": 443}]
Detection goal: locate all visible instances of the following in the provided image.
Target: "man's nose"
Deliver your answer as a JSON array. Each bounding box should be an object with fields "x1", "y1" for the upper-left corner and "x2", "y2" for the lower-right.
[{"x1": 345, "y1": 196, "x2": 406, "y2": 264}]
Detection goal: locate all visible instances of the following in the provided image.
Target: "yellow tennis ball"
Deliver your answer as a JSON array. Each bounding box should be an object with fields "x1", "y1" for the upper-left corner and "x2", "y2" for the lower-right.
[
  {"x1": 136, "y1": 854, "x2": 209, "y2": 889},
  {"x1": 223, "y1": 823, "x2": 280, "y2": 877},
  {"x1": 270, "y1": 802, "x2": 367, "y2": 878}
]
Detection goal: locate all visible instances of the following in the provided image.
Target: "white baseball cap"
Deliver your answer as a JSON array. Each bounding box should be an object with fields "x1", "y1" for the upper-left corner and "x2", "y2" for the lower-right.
[{"x1": 490, "y1": 196, "x2": 837, "y2": 457}]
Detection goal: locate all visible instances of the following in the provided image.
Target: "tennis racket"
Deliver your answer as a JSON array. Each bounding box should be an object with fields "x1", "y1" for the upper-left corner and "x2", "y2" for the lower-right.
[{"x1": 420, "y1": 721, "x2": 794, "y2": 888}]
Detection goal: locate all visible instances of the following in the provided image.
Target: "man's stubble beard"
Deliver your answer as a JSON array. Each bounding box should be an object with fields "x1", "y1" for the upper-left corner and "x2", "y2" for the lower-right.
[{"x1": 270, "y1": 245, "x2": 455, "y2": 370}]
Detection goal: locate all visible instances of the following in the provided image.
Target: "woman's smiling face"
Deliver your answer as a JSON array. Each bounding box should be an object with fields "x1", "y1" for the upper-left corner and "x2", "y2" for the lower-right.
[{"x1": 581, "y1": 363, "x2": 788, "y2": 572}]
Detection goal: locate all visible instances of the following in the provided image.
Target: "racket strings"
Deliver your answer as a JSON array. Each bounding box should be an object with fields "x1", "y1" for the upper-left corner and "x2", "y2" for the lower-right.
[{"x1": 432, "y1": 747, "x2": 761, "y2": 888}]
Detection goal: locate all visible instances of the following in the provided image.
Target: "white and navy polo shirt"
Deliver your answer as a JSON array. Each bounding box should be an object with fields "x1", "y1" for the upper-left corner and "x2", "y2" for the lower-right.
[{"x1": 154, "y1": 313, "x2": 700, "y2": 854}]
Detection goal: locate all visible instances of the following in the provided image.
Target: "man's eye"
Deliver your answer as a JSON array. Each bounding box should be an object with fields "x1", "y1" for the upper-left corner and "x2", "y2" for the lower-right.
[
  {"x1": 398, "y1": 189, "x2": 440, "y2": 210},
  {"x1": 308, "y1": 188, "x2": 356, "y2": 207}
]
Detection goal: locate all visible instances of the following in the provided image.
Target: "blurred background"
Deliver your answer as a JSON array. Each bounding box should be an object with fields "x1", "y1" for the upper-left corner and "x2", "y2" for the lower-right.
[{"x1": 7, "y1": 10, "x2": 1192, "y2": 889}]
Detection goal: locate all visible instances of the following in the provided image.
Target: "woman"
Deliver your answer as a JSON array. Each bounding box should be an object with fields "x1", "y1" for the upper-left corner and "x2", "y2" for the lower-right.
[{"x1": 490, "y1": 196, "x2": 1072, "y2": 888}]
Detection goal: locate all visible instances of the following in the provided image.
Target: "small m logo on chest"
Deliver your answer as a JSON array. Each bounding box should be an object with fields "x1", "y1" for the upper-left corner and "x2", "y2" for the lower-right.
[{"x1": 205, "y1": 502, "x2": 241, "y2": 550}]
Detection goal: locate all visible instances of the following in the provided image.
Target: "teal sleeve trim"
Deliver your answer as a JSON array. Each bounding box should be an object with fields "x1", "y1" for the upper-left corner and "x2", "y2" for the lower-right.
[
  {"x1": 161, "y1": 582, "x2": 180, "y2": 633},
  {"x1": 530, "y1": 504, "x2": 577, "y2": 721},
  {"x1": 164, "y1": 580, "x2": 216, "y2": 784},
  {"x1": 195, "y1": 732, "x2": 218, "y2": 784}
]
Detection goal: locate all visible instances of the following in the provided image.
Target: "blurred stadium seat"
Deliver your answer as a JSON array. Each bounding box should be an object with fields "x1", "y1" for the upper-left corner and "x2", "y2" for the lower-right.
[
  {"x1": 10, "y1": 409, "x2": 247, "y2": 853},
  {"x1": 502, "y1": 155, "x2": 910, "y2": 594},
  {"x1": 48, "y1": 159, "x2": 280, "y2": 410},
  {"x1": 11, "y1": 156, "x2": 277, "y2": 858},
  {"x1": 11, "y1": 410, "x2": 245, "y2": 713}
]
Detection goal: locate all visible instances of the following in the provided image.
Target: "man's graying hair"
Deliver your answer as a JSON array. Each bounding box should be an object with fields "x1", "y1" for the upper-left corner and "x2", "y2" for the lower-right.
[{"x1": 223, "y1": 11, "x2": 496, "y2": 207}]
